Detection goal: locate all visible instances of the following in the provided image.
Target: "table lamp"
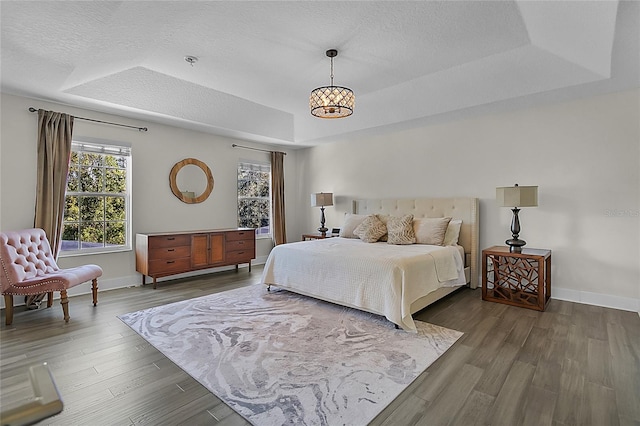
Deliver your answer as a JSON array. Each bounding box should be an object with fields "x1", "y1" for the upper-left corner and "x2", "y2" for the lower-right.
[
  {"x1": 311, "y1": 192, "x2": 333, "y2": 236},
  {"x1": 496, "y1": 184, "x2": 538, "y2": 252}
]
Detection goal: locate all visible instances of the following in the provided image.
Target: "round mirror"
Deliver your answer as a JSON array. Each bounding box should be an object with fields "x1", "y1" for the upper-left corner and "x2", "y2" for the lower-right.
[
  {"x1": 177, "y1": 164, "x2": 207, "y2": 196},
  {"x1": 169, "y1": 158, "x2": 214, "y2": 204}
]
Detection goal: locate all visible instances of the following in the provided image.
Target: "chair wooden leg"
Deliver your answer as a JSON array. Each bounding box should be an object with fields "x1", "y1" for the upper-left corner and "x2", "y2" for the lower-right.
[
  {"x1": 92, "y1": 278, "x2": 98, "y2": 307},
  {"x1": 4, "y1": 294, "x2": 14, "y2": 326},
  {"x1": 60, "y1": 290, "x2": 70, "y2": 322},
  {"x1": 47, "y1": 292, "x2": 54, "y2": 308}
]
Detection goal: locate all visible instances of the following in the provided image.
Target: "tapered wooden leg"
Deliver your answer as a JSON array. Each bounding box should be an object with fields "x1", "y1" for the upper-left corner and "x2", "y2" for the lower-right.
[
  {"x1": 92, "y1": 278, "x2": 98, "y2": 306},
  {"x1": 4, "y1": 295, "x2": 13, "y2": 326},
  {"x1": 47, "y1": 292, "x2": 54, "y2": 308},
  {"x1": 60, "y1": 290, "x2": 70, "y2": 322}
]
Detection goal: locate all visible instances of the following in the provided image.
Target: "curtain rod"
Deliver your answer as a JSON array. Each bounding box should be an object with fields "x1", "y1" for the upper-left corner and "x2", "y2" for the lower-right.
[
  {"x1": 232, "y1": 143, "x2": 286, "y2": 155},
  {"x1": 28, "y1": 107, "x2": 148, "y2": 132}
]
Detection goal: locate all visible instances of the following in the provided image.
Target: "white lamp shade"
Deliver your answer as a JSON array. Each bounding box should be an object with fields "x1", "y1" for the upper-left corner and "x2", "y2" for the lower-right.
[
  {"x1": 496, "y1": 185, "x2": 538, "y2": 207},
  {"x1": 311, "y1": 192, "x2": 333, "y2": 207}
]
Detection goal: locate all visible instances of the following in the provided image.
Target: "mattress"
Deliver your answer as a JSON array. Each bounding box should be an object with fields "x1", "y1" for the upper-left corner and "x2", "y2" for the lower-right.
[{"x1": 260, "y1": 237, "x2": 466, "y2": 331}]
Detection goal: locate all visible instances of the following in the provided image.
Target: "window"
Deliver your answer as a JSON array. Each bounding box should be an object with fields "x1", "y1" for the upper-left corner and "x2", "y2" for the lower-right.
[
  {"x1": 237, "y1": 161, "x2": 271, "y2": 238},
  {"x1": 61, "y1": 140, "x2": 131, "y2": 255}
]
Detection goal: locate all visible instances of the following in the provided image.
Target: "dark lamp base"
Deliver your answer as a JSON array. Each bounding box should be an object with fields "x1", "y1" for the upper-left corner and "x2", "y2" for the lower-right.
[
  {"x1": 317, "y1": 206, "x2": 328, "y2": 237},
  {"x1": 506, "y1": 238, "x2": 526, "y2": 253}
]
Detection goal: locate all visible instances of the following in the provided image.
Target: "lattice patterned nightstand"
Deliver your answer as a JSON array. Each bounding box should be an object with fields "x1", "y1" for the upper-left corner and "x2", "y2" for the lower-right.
[{"x1": 482, "y1": 246, "x2": 551, "y2": 311}]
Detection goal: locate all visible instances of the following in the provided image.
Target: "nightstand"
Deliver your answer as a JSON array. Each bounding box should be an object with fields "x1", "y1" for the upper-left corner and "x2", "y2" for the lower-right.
[
  {"x1": 302, "y1": 233, "x2": 336, "y2": 241},
  {"x1": 482, "y1": 245, "x2": 551, "y2": 311}
]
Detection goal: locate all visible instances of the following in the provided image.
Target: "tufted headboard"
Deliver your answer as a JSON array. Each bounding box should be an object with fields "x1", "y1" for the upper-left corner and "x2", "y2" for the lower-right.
[{"x1": 353, "y1": 197, "x2": 479, "y2": 288}]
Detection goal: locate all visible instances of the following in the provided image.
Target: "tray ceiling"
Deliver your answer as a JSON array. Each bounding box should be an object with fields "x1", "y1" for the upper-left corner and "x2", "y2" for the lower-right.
[{"x1": 1, "y1": 1, "x2": 638, "y2": 146}]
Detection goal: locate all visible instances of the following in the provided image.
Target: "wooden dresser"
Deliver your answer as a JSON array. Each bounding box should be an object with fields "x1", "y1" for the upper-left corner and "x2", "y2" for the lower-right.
[{"x1": 136, "y1": 228, "x2": 255, "y2": 288}]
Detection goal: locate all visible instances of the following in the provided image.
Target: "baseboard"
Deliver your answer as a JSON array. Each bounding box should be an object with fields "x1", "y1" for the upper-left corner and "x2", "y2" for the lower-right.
[
  {"x1": 6, "y1": 260, "x2": 633, "y2": 315},
  {"x1": 552, "y1": 286, "x2": 640, "y2": 313},
  {"x1": 0, "y1": 256, "x2": 268, "y2": 309}
]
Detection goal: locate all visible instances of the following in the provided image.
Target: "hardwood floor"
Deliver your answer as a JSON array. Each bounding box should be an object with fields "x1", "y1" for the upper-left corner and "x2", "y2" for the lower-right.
[{"x1": 1, "y1": 266, "x2": 638, "y2": 425}]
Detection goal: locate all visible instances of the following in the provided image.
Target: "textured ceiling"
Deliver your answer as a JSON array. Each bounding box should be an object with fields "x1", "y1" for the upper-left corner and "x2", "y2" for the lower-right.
[{"x1": 1, "y1": 1, "x2": 638, "y2": 147}]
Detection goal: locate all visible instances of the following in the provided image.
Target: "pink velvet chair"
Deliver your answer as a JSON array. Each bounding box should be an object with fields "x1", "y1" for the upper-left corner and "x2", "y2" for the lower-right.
[{"x1": 0, "y1": 228, "x2": 102, "y2": 326}]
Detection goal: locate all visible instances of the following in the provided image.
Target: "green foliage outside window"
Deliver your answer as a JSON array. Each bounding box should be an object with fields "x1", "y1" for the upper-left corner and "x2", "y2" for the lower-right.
[{"x1": 61, "y1": 145, "x2": 129, "y2": 252}]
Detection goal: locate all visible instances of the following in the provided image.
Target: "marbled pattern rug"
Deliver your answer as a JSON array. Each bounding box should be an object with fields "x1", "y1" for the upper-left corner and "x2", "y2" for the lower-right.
[{"x1": 119, "y1": 285, "x2": 462, "y2": 425}]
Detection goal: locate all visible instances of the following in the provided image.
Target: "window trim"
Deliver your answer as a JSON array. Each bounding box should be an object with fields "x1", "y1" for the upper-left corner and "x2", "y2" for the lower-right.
[{"x1": 59, "y1": 138, "x2": 132, "y2": 257}]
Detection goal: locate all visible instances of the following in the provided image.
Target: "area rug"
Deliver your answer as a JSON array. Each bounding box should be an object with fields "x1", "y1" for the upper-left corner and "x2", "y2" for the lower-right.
[{"x1": 119, "y1": 285, "x2": 462, "y2": 425}]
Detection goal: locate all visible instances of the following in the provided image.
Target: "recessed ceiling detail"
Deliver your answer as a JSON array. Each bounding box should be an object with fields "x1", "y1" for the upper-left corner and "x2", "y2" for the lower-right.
[
  {"x1": 1, "y1": 1, "x2": 637, "y2": 146},
  {"x1": 65, "y1": 67, "x2": 295, "y2": 142}
]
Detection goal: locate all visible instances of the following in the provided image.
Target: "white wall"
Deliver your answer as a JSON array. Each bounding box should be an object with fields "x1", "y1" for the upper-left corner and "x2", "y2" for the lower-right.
[
  {"x1": 2, "y1": 90, "x2": 638, "y2": 313},
  {"x1": 296, "y1": 89, "x2": 640, "y2": 312},
  {"x1": 0, "y1": 93, "x2": 302, "y2": 304}
]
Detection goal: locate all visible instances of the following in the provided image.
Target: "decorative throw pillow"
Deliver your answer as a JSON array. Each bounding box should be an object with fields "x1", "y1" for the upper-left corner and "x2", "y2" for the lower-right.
[
  {"x1": 386, "y1": 214, "x2": 416, "y2": 245},
  {"x1": 353, "y1": 215, "x2": 387, "y2": 243},
  {"x1": 376, "y1": 214, "x2": 390, "y2": 242},
  {"x1": 339, "y1": 214, "x2": 367, "y2": 238},
  {"x1": 443, "y1": 219, "x2": 463, "y2": 246},
  {"x1": 413, "y1": 217, "x2": 452, "y2": 245}
]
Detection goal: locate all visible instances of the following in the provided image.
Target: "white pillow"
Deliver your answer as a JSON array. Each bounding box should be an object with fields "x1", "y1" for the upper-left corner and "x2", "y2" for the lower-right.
[
  {"x1": 413, "y1": 217, "x2": 451, "y2": 245},
  {"x1": 443, "y1": 219, "x2": 463, "y2": 246},
  {"x1": 339, "y1": 213, "x2": 367, "y2": 238}
]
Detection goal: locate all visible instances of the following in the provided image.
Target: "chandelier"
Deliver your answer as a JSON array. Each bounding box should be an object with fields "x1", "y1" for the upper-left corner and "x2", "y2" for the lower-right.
[{"x1": 310, "y1": 49, "x2": 355, "y2": 119}]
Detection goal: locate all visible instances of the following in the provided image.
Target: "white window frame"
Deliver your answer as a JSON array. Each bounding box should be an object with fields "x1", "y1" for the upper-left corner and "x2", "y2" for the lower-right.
[
  {"x1": 59, "y1": 139, "x2": 132, "y2": 257},
  {"x1": 237, "y1": 160, "x2": 272, "y2": 239}
]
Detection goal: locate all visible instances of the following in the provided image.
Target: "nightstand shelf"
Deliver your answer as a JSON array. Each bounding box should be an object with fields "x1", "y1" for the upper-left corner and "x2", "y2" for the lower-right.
[
  {"x1": 302, "y1": 233, "x2": 336, "y2": 241},
  {"x1": 482, "y1": 246, "x2": 551, "y2": 311}
]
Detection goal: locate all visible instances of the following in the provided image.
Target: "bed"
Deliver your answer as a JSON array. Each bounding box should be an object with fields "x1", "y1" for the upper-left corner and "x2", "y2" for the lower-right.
[{"x1": 261, "y1": 197, "x2": 479, "y2": 331}]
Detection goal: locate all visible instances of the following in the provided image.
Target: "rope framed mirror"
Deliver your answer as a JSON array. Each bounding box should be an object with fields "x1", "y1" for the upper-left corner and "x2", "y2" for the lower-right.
[{"x1": 169, "y1": 158, "x2": 214, "y2": 204}]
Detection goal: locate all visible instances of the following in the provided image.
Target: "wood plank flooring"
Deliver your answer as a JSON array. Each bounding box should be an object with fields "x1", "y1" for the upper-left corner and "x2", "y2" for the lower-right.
[{"x1": 1, "y1": 266, "x2": 638, "y2": 425}]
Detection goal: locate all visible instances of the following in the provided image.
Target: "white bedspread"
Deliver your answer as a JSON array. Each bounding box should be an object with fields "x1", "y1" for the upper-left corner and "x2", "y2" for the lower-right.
[{"x1": 260, "y1": 238, "x2": 466, "y2": 332}]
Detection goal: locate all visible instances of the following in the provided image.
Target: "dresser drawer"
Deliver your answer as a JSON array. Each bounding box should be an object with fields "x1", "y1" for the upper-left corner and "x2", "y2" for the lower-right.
[
  {"x1": 226, "y1": 250, "x2": 254, "y2": 264},
  {"x1": 148, "y1": 257, "x2": 191, "y2": 275},
  {"x1": 225, "y1": 239, "x2": 255, "y2": 252},
  {"x1": 149, "y1": 246, "x2": 190, "y2": 260},
  {"x1": 148, "y1": 235, "x2": 190, "y2": 249},
  {"x1": 149, "y1": 234, "x2": 191, "y2": 249},
  {"x1": 225, "y1": 230, "x2": 254, "y2": 241}
]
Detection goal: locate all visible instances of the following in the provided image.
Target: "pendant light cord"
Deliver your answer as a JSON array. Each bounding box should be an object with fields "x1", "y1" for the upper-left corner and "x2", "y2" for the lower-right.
[{"x1": 330, "y1": 56, "x2": 334, "y2": 86}]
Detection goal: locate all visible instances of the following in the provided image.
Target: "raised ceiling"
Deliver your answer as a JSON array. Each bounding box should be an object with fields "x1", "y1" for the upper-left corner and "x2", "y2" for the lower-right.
[{"x1": 1, "y1": 1, "x2": 638, "y2": 147}]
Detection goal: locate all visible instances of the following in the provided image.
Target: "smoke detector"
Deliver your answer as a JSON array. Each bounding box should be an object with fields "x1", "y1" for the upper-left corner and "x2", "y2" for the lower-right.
[{"x1": 184, "y1": 56, "x2": 198, "y2": 67}]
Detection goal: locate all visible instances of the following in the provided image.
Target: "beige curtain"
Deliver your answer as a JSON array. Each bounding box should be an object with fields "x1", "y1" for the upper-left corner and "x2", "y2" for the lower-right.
[
  {"x1": 270, "y1": 151, "x2": 287, "y2": 245},
  {"x1": 34, "y1": 109, "x2": 74, "y2": 259}
]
